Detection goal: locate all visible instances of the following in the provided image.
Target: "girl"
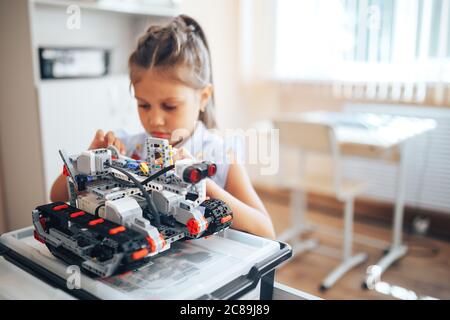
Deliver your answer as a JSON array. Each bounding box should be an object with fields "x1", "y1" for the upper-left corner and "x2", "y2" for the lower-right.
[{"x1": 50, "y1": 15, "x2": 276, "y2": 240}]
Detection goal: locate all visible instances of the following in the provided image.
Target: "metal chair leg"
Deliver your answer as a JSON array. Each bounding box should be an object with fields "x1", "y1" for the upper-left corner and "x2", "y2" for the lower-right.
[
  {"x1": 320, "y1": 198, "x2": 368, "y2": 291},
  {"x1": 320, "y1": 252, "x2": 368, "y2": 291},
  {"x1": 278, "y1": 189, "x2": 318, "y2": 256},
  {"x1": 277, "y1": 188, "x2": 315, "y2": 242}
]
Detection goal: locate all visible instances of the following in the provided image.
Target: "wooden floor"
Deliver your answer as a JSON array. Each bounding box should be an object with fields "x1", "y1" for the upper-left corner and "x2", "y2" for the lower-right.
[{"x1": 259, "y1": 190, "x2": 450, "y2": 300}]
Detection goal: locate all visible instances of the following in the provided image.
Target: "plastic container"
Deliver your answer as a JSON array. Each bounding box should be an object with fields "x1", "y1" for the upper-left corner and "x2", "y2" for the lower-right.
[{"x1": 0, "y1": 226, "x2": 291, "y2": 300}]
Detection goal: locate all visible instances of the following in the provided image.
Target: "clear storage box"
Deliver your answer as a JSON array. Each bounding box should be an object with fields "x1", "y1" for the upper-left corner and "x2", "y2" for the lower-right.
[{"x1": 0, "y1": 226, "x2": 291, "y2": 299}]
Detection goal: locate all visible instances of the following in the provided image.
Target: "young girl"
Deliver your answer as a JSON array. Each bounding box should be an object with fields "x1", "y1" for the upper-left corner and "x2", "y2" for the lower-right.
[{"x1": 50, "y1": 15, "x2": 276, "y2": 239}]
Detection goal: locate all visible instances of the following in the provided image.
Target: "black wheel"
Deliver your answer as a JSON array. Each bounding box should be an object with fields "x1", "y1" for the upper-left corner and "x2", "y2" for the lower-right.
[
  {"x1": 45, "y1": 243, "x2": 100, "y2": 276},
  {"x1": 200, "y1": 199, "x2": 233, "y2": 237},
  {"x1": 91, "y1": 244, "x2": 114, "y2": 262}
]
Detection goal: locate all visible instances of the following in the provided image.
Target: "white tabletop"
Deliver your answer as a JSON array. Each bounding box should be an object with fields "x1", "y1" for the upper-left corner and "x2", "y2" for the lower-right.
[
  {"x1": 299, "y1": 111, "x2": 437, "y2": 149},
  {"x1": 0, "y1": 256, "x2": 75, "y2": 299}
]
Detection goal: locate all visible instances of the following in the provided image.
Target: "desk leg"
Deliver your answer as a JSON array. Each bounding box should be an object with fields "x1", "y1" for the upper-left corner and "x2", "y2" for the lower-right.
[{"x1": 363, "y1": 142, "x2": 409, "y2": 288}]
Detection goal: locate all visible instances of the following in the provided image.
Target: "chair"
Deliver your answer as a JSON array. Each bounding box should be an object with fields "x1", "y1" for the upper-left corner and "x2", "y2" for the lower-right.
[{"x1": 273, "y1": 118, "x2": 368, "y2": 291}]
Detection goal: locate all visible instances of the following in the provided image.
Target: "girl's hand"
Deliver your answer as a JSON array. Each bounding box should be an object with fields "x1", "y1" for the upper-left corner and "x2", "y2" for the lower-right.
[
  {"x1": 172, "y1": 147, "x2": 194, "y2": 162},
  {"x1": 89, "y1": 129, "x2": 126, "y2": 155}
]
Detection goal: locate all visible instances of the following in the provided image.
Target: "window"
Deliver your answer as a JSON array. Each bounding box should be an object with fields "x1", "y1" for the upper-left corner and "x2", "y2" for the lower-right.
[{"x1": 275, "y1": 0, "x2": 450, "y2": 84}]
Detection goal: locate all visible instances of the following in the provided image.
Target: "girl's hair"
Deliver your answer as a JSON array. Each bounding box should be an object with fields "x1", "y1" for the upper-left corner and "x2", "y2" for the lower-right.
[{"x1": 129, "y1": 15, "x2": 216, "y2": 129}]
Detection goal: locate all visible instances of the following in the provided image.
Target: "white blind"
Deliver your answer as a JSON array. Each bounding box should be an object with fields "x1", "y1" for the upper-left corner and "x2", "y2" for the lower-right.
[{"x1": 275, "y1": 0, "x2": 450, "y2": 86}]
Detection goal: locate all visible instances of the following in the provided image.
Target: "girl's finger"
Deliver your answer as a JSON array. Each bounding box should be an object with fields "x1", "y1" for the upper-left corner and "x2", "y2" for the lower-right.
[
  {"x1": 120, "y1": 142, "x2": 126, "y2": 155},
  {"x1": 105, "y1": 131, "x2": 115, "y2": 146},
  {"x1": 172, "y1": 147, "x2": 192, "y2": 161},
  {"x1": 172, "y1": 148, "x2": 182, "y2": 161},
  {"x1": 95, "y1": 129, "x2": 105, "y2": 142},
  {"x1": 179, "y1": 147, "x2": 194, "y2": 160},
  {"x1": 90, "y1": 129, "x2": 105, "y2": 149},
  {"x1": 114, "y1": 139, "x2": 126, "y2": 155}
]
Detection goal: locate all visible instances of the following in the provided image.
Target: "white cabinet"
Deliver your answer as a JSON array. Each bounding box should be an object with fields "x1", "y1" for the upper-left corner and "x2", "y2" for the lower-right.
[
  {"x1": 31, "y1": 1, "x2": 175, "y2": 199},
  {"x1": 38, "y1": 75, "x2": 142, "y2": 197},
  {"x1": 31, "y1": 0, "x2": 180, "y2": 17}
]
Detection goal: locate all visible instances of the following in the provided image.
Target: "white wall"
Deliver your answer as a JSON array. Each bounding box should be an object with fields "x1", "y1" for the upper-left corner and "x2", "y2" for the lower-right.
[
  {"x1": 0, "y1": 0, "x2": 47, "y2": 231},
  {"x1": 180, "y1": 0, "x2": 244, "y2": 131},
  {"x1": 0, "y1": 169, "x2": 6, "y2": 234}
]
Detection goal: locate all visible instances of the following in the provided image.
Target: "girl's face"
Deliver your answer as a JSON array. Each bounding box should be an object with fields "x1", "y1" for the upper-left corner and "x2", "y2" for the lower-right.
[{"x1": 133, "y1": 67, "x2": 212, "y2": 145}]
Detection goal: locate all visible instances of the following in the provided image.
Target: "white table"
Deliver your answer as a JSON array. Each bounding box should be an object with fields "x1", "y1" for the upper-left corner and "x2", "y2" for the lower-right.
[{"x1": 296, "y1": 111, "x2": 436, "y2": 286}]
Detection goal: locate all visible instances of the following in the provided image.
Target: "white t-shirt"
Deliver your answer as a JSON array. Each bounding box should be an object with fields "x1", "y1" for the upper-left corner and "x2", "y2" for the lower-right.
[{"x1": 117, "y1": 121, "x2": 244, "y2": 189}]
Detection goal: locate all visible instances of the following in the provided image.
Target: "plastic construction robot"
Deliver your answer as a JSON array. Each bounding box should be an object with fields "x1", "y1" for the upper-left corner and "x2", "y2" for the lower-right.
[{"x1": 32, "y1": 137, "x2": 233, "y2": 278}]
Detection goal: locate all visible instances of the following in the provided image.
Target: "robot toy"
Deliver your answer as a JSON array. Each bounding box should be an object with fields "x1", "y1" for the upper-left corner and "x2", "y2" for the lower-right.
[{"x1": 32, "y1": 137, "x2": 233, "y2": 278}]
